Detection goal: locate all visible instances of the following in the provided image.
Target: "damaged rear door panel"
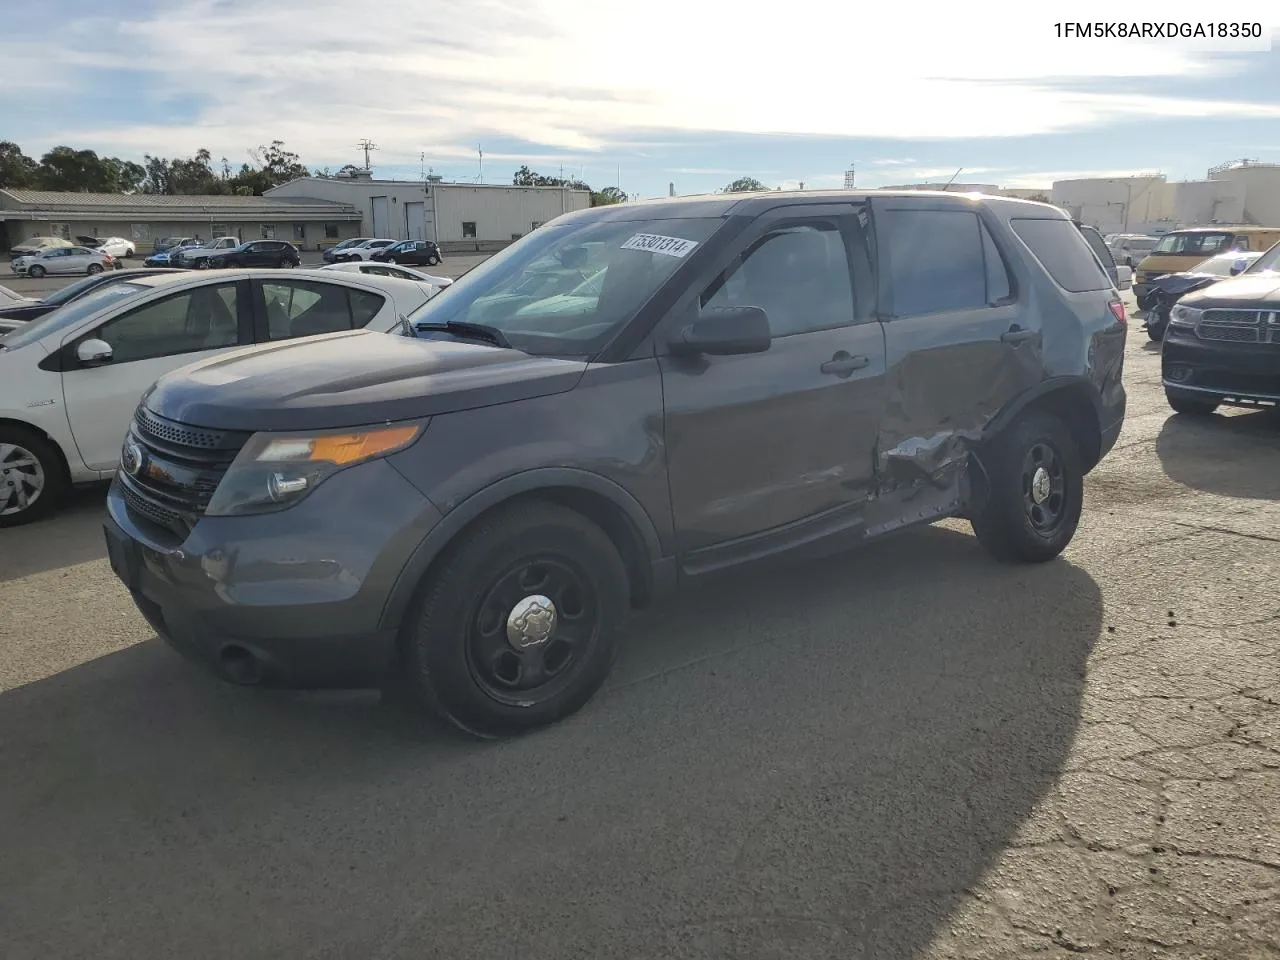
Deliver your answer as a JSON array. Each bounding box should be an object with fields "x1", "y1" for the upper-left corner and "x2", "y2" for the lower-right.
[{"x1": 867, "y1": 198, "x2": 1044, "y2": 533}]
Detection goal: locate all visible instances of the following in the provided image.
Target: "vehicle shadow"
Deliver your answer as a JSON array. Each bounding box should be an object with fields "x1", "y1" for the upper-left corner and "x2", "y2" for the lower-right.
[
  {"x1": 0, "y1": 524, "x2": 1100, "y2": 960},
  {"x1": 1155, "y1": 407, "x2": 1280, "y2": 500},
  {"x1": 0, "y1": 483, "x2": 109, "y2": 583}
]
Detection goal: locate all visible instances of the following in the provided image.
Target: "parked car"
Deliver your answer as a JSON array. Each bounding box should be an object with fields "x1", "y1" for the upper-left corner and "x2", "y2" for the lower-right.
[
  {"x1": 1074, "y1": 221, "x2": 1130, "y2": 291},
  {"x1": 322, "y1": 237, "x2": 375, "y2": 263},
  {"x1": 1162, "y1": 239, "x2": 1280, "y2": 415},
  {"x1": 329, "y1": 239, "x2": 395, "y2": 263},
  {"x1": 318, "y1": 260, "x2": 452, "y2": 294},
  {"x1": 1107, "y1": 234, "x2": 1159, "y2": 268},
  {"x1": 0, "y1": 269, "x2": 433, "y2": 526},
  {"x1": 1139, "y1": 250, "x2": 1264, "y2": 340},
  {"x1": 371, "y1": 239, "x2": 443, "y2": 267},
  {"x1": 9, "y1": 236, "x2": 73, "y2": 261},
  {"x1": 12, "y1": 245, "x2": 116, "y2": 277},
  {"x1": 1134, "y1": 226, "x2": 1280, "y2": 309},
  {"x1": 171, "y1": 237, "x2": 242, "y2": 268},
  {"x1": 153, "y1": 236, "x2": 198, "y2": 254},
  {"x1": 100, "y1": 191, "x2": 1126, "y2": 738},
  {"x1": 0, "y1": 268, "x2": 187, "y2": 329},
  {"x1": 145, "y1": 239, "x2": 202, "y2": 267},
  {"x1": 77, "y1": 236, "x2": 137, "y2": 259},
  {"x1": 204, "y1": 240, "x2": 302, "y2": 269}
]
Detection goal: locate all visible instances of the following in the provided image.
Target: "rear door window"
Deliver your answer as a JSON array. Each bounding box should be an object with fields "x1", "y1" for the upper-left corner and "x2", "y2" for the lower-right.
[
  {"x1": 881, "y1": 209, "x2": 994, "y2": 317},
  {"x1": 1010, "y1": 218, "x2": 1111, "y2": 292}
]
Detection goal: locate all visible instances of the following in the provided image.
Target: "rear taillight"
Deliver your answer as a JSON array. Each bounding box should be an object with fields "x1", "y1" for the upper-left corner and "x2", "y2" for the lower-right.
[{"x1": 1108, "y1": 300, "x2": 1127, "y2": 325}]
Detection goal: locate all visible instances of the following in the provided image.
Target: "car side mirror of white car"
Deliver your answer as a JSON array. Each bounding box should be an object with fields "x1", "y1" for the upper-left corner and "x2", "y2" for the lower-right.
[{"x1": 76, "y1": 338, "x2": 114, "y2": 365}]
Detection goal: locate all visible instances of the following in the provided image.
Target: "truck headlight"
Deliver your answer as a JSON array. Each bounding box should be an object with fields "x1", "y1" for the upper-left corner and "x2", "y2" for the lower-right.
[
  {"x1": 205, "y1": 422, "x2": 424, "y2": 516},
  {"x1": 1168, "y1": 305, "x2": 1202, "y2": 330}
]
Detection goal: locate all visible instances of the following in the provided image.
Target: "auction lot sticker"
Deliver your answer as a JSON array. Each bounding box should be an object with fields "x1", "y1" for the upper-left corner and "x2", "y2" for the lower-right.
[{"x1": 620, "y1": 234, "x2": 699, "y2": 258}]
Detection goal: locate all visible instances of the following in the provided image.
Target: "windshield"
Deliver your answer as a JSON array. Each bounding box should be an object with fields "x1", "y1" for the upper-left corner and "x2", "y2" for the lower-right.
[
  {"x1": 406, "y1": 216, "x2": 722, "y2": 356},
  {"x1": 0, "y1": 282, "x2": 148, "y2": 349},
  {"x1": 1153, "y1": 232, "x2": 1233, "y2": 255},
  {"x1": 42, "y1": 273, "x2": 116, "y2": 306},
  {"x1": 1245, "y1": 241, "x2": 1280, "y2": 275}
]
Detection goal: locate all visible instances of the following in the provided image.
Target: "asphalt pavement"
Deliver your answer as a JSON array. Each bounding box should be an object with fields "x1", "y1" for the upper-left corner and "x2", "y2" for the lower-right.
[{"x1": 1, "y1": 295, "x2": 1278, "y2": 960}]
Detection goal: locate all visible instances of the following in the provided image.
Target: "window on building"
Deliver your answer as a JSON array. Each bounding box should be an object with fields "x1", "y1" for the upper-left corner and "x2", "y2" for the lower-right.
[
  {"x1": 462, "y1": 221, "x2": 477, "y2": 239},
  {"x1": 293, "y1": 223, "x2": 306, "y2": 242},
  {"x1": 49, "y1": 223, "x2": 71, "y2": 240},
  {"x1": 131, "y1": 224, "x2": 151, "y2": 241},
  {"x1": 511, "y1": 233, "x2": 523, "y2": 241},
  {"x1": 324, "y1": 223, "x2": 339, "y2": 240},
  {"x1": 531, "y1": 221, "x2": 545, "y2": 230},
  {"x1": 260, "y1": 224, "x2": 277, "y2": 240}
]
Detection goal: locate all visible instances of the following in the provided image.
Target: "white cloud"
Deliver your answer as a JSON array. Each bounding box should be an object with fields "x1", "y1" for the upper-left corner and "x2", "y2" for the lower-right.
[
  {"x1": 870, "y1": 159, "x2": 919, "y2": 167},
  {"x1": 4, "y1": 0, "x2": 1279, "y2": 167}
]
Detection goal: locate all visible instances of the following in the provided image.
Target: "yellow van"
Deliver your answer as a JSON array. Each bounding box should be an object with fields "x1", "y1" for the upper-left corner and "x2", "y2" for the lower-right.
[{"x1": 1134, "y1": 226, "x2": 1280, "y2": 307}]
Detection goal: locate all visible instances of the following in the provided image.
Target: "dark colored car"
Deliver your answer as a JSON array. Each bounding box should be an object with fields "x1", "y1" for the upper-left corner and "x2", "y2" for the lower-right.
[
  {"x1": 1074, "y1": 222, "x2": 1126, "y2": 291},
  {"x1": 1139, "y1": 250, "x2": 1263, "y2": 340},
  {"x1": 322, "y1": 237, "x2": 375, "y2": 263},
  {"x1": 1161, "y1": 240, "x2": 1280, "y2": 415},
  {"x1": 145, "y1": 239, "x2": 201, "y2": 268},
  {"x1": 0, "y1": 267, "x2": 186, "y2": 330},
  {"x1": 206, "y1": 240, "x2": 301, "y2": 269},
  {"x1": 371, "y1": 239, "x2": 443, "y2": 267},
  {"x1": 103, "y1": 191, "x2": 1127, "y2": 738}
]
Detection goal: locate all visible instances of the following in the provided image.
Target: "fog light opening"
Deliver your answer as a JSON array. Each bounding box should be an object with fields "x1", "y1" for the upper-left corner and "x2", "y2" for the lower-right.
[
  {"x1": 220, "y1": 644, "x2": 265, "y2": 686},
  {"x1": 1166, "y1": 365, "x2": 1191, "y2": 383}
]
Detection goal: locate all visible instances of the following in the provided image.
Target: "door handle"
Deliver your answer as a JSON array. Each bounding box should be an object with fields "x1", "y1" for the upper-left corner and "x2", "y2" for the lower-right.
[
  {"x1": 820, "y1": 352, "x2": 870, "y2": 376},
  {"x1": 1000, "y1": 326, "x2": 1037, "y2": 344}
]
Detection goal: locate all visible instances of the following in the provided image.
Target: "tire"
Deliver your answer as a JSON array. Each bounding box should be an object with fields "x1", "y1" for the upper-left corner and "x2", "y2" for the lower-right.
[
  {"x1": 970, "y1": 411, "x2": 1084, "y2": 564},
  {"x1": 0, "y1": 425, "x2": 67, "y2": 528},
  {"x1": 27, "y1": 265, "x2": 45, "y2": 278},
  {"x1": 429, "y1": 255, "x2": 441, "y2": 265},
  {"x1": 400, "y1": 501, "x2": 629, "y2": 738},
  {"x1": 1146, "y1": 322, "x2": 1165, "y2": 341},
  {"x1": 195, "y1": 259, "x2": 209, "y2": 270},
  {"x1": 1166, "y1": 392, "x2": 1218, "y2": 416},
  {"x1": 385, "y1": 257, "x2": 397, "y2": 265},
  {"x1": 87, "y1": 263, "x2": 104, "y2": 275}
]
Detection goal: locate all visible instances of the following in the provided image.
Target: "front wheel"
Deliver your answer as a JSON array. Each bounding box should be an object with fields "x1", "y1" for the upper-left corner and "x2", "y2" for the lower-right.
[
  {"x1": 1166, "y1": 391, "x2": 1218, "y2": 416},
  {"x1": 385, "y1": 257, "x2": 397, "y2": 265},
  {"x1": 195, "y1": 259, "x2": 209, "y2": 270},
  {"x1": 399, "y1": 501, "x2": 629, "y2": 738},
  {"x1": 0, "y1": 426, "x2": 67, "y2": 528},
  {"x1": 970, "y1": 411, "x2": 1084, "y2": 564},
  {"x1": 27, "y1": 265, "x2": 45, "y2": 278},
  {"x1": 429, "y1": 254, "x2": 442, "y2": 265}
]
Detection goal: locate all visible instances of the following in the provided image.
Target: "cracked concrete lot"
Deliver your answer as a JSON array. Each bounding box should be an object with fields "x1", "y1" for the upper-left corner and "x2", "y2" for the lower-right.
[{"x1": 1, "y1": 294, "x2": 1277, "y2": 959}]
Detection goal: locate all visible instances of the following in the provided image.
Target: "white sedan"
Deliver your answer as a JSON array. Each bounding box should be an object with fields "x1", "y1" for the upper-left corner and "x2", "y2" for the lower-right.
[
  {"x1": 318, "y1": 259, "x2": 453, "y2": 296},
  {"x1": 89, "y1": 237, "x2": 138, "y2": 258},
  {"x1": 0, "y1": 268, "x2": 433, "y2": 526}
]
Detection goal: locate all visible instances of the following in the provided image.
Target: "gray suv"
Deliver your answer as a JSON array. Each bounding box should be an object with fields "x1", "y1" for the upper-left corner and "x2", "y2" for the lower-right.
[{"x1": 103, "y1": 191, "x2": 1127, "y2": 738}]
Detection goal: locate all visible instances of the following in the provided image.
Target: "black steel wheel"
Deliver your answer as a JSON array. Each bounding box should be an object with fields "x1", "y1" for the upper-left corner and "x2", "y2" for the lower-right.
[
  {"x1": 400, "y1": 501, "x2": 629, "y2": 738},
  {"x1": 971, "y1": 410, "x2": 1083, "y2": 563}
]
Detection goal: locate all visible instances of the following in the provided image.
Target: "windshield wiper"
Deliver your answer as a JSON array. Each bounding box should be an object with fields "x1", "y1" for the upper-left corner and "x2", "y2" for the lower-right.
[{"x1": 413, "y1": 320, "x2": 511, "y2": 349}]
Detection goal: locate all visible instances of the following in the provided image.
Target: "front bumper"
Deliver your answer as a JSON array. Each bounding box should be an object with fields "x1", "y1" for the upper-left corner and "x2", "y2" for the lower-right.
[
  {"x1": 104, "y1": 459, "x2": 443, "y2": 689},
  {"x1": 1162, "y1": 330, "x2": 1280, "y2": 407}
]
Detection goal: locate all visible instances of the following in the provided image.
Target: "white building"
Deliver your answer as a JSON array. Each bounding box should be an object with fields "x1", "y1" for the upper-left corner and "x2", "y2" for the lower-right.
[{"x1": 265, "y1": 171, "x2": 592, "y2": 251}]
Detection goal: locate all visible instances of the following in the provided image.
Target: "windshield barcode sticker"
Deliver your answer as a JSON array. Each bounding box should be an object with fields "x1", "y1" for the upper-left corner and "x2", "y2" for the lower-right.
[{"x1": 620, "y1": 234, "x2": 699, "y2": 258}]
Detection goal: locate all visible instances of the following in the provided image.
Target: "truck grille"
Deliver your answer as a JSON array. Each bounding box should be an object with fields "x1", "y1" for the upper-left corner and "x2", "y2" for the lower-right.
[
  {"x1": 1196, "y1": 309, "x2": 1280, "y2": 345},
  {"x1": 117, "y1": 408, "x2": 251, "y2": 537}
]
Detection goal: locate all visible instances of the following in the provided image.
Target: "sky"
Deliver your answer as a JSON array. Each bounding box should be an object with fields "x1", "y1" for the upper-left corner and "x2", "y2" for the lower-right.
[{"x1": 3, "y1": 0, "x2": 1280, "y2": 198}]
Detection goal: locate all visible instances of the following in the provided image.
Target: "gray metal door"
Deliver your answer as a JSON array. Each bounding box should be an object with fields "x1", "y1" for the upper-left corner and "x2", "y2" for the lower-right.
[
  {"x1": 404, "y1": 201, "x2": 425, "y2": 241},
  {"x1": 371, "y1": 196, "x2": 390, "y2": 237}
]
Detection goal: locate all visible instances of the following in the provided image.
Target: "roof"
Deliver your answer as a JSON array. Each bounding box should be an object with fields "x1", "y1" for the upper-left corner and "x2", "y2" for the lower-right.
[
  {"x1": 265, "y1": 176, "x2": 592, "y2": 195},
  {"x1": 0, "y1": 189, "x2": 362, "y2": 221}
]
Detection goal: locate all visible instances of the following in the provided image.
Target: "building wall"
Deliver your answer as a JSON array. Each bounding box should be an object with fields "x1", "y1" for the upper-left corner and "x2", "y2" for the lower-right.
[
  {"x1": 267, "y1": 178, "x2": 431, "y2": 243},
  {"x1": 1210, "y1": 165, "x2": 1280, "y2": 226},
  {"x1": 3, "y1": 218, "x2": 363, "y2": 251},
  {"x1": 1050, "y1": 177, "x2": 1167, "y2": 234},
  {"x1": 432, "y1": 186, "x2": 590, "y2": 244},
  {"x1": 1169, "y1": 179, "x2": 1247, "y2": 228}
]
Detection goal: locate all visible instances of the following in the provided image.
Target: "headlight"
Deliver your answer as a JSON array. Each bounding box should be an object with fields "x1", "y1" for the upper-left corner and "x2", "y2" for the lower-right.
[
  {"x1": 1169, "y1": 304, "x2": 1202, "y2": 329},
  {"x1": 205, "y1": 422, "x2": 424, "y2": 516}
]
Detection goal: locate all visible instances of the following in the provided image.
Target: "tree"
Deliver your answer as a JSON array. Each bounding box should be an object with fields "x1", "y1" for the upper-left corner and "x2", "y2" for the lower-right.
[
  {"x1": 590, "y1": 186, "x2": 627, "y2": 206},
  {"x1": 1026, "y1": 192, "x2": 1050, "y2": 203},
  {"x1": 33, "y1": 146, "x2": 125, "y2": 192},
  {"x1": 0, "y1": 142, "x2": 38, "y2": 189},
  {"x1": 723, "y1": 177, "x2": 767, "y2": 193},
  {"x1": 248, "y1": 140, "x2": 309, "y2": 187}
]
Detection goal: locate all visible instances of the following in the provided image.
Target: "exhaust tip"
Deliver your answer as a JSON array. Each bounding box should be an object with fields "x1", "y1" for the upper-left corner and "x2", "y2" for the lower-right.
[{"x1": 220, "y1": 644, "x2": 265, "y2": 686}]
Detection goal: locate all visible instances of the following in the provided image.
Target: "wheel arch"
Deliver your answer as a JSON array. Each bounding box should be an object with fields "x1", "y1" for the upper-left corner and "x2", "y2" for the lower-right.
[
  {"x1": 379, "y1": 468, "x2": 670, "y2": 633},
  {"x1": 982, "y1": 377, "x2": 1104, "y2": 472},
  {"x1": 0, "y1": 416, "x2": 73, "y2": 485}
]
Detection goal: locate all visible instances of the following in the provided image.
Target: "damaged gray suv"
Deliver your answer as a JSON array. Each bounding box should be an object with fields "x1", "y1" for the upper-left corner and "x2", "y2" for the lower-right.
[{"x1": 104, "y1": 191, "x2": 1127, "y2": 738}]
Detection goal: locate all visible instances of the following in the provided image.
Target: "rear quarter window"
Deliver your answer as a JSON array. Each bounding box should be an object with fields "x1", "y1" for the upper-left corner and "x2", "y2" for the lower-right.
[{"x1": 1010, "y1": 218, "x2": 1111, "y2": 292}]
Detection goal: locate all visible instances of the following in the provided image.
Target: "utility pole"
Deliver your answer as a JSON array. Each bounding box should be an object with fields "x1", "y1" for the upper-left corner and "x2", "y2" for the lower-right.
[
  {"x1": 478, "y1": 145, "x2": 483, "y2": 183},
  {"x1": 356, "y1": 139, "x2": 378, "y2": 170}
]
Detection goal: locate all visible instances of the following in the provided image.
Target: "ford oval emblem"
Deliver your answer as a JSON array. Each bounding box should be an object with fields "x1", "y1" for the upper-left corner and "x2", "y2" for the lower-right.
[{"x1": 122, "y1": 441, "x2": 144, "y2": 477}]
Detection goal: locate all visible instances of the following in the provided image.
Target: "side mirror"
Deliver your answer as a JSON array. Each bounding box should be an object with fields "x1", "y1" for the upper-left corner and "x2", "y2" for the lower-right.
[
  {"x1": 76, "y1": 338, "x2": 113, "y2": 365},
  {"x1": 1229, "y1": 262, "x2": 1246, "y2": 276},
  {"x1": 668, "y1": 306, "x2": 771, "y2": 357}
]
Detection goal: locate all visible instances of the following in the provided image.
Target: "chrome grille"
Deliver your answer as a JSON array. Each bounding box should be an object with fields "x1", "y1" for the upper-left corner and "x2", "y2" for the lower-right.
[{"x1": 1196, "y1": 309, "x2": 1280, "y2": 345}]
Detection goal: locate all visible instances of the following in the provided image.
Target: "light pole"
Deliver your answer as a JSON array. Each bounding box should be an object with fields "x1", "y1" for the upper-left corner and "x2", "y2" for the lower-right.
[{"x1": 1110, "y1": 180, "x2": 1133, "y2": 232}]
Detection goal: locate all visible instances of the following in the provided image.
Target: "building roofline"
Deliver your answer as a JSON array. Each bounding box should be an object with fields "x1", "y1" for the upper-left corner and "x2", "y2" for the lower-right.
[{"x1": 265, "y1": 176, "x2": 592, "y2": 194}]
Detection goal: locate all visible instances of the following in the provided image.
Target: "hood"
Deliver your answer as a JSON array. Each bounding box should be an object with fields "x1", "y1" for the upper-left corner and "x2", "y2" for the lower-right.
[
  {"x1": 143, "y1": 328, "x2": 587, "y2": 432},
  {"x1": 1179, "y1": 273, "x2": 1280, "y2": 309}
]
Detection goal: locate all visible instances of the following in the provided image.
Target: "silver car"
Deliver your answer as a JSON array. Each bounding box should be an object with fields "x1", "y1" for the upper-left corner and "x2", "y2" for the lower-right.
[{"x1": 12, "y1": 245, "x2": 115, "y2": 278}]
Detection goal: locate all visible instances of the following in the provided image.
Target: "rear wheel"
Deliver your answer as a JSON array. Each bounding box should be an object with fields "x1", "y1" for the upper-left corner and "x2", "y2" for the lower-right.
[
  {"x1": 86, "y1": 263, "x2": 104, "y2": 275},
  {"x1": 1166, "y1": 391, "x2": 1218, "y2": 416},
  {"x1": 0, "y1": 426, "x2": 67, "y2": 528},
  {"x1": 400, "y1": 501, "x2": 629, "y2": 738},
  {"x1": 971, "y1": 411, "x2": 1083, "y2": 564}
]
